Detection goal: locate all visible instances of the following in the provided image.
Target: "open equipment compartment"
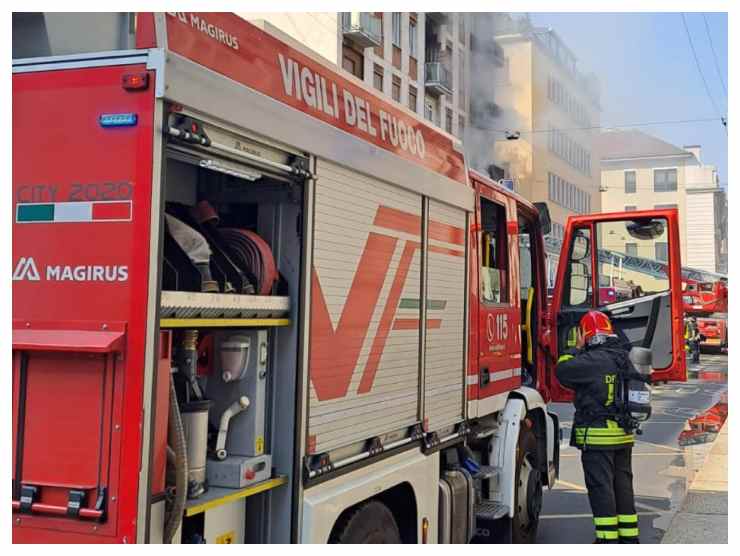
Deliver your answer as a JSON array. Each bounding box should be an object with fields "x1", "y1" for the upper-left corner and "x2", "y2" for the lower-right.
[{"x1": 156, "y1": 106, "x2": 308, "y2": 543}]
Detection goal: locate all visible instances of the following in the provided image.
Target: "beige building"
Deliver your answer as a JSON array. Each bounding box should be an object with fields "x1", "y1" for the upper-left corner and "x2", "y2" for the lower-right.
[
  {"x1": 476, "y1": 15, "x2": 601, "y2": 285},
  {"x1": 598, "y1": 130, "x2": 727, "y2": 274},
  {"x1": 240, "y1": 12, "x2": 470, "y2": 140}
]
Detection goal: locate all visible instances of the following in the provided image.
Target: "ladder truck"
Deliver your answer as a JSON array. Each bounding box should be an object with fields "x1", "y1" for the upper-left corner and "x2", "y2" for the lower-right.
[{"x1": 12, "y1": 12, "x2": 687, "y2": 544}]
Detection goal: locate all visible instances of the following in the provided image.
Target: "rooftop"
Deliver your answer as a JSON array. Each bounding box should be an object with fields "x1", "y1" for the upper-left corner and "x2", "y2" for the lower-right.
[{"x1": 597, "y1": 129, "x2": 693, "y2": 161}]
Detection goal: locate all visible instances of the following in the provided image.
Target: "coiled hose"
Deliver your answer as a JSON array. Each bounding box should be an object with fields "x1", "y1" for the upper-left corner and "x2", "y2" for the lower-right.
[
  {"x1": 220, "y1": 228, "x2": 278, "y2": 295},
  {"x1": 164, "y1": 374, "x2": 188, "y2": 544}
]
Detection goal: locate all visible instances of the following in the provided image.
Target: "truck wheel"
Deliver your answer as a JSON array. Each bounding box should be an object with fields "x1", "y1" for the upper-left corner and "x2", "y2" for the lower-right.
[
  {"x1": 512, "y1": 420, "x2": 542, "y2": 544},
  {"x1": 330, "y1": 500, "x2": 402, "y2": 544}
]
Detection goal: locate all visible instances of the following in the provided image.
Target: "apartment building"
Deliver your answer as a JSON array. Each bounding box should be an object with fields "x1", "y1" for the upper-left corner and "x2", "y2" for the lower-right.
[
  {"x1": 474, "y1": 14, "x2": 601, "y2": 285},
  {"x1": 598, "y1": 130, "x2": 727, "y2": 274},
  {"x1": 240, "y1": 12, "x2": 470, "y2": 140}
]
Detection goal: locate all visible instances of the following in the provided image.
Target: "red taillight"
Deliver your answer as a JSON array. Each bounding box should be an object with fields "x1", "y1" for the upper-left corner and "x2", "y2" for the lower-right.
[{"x1": 122, "y1": 72, "x2": 149, "y2": 90}]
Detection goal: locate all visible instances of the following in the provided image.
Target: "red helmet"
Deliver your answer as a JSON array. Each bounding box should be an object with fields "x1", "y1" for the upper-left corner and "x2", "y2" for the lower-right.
[{"x1": 580, "y1": 310, "x2": 614, "y2": 344}]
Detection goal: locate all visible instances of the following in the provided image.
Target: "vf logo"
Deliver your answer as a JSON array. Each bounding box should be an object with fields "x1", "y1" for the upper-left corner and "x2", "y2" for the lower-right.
[{"x1": 12, "y1": 257, "x2": 40, "y2": 281}]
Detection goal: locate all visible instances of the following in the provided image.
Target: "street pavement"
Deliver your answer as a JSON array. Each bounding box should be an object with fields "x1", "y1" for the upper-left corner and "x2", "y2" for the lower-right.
[{"x1": 537, "y1": 352, "x2": 728, "y2": 544}]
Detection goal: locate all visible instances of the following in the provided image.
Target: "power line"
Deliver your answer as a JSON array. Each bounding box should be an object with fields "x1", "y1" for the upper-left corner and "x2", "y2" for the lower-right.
[
  {"x1": 702, "y1": 13, "x2": 728, "y2": 100},
  {"x1": 483, "y1": 116, "x2": 723, "y2": 136},
  {"x1": 680, "y1": 13, "x2": 726, "y2": 132}
]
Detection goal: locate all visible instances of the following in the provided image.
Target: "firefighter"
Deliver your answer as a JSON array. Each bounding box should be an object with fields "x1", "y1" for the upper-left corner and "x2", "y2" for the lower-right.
[
  {"x1": 556, "y1": 311, "x2": 639, "y2": 544},
  {"x1": 684, "y1": 317, "x2": 701, "y2": 364}
]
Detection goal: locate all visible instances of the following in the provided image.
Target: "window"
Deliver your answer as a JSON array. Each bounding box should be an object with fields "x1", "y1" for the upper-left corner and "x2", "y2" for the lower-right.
[
  {"x1": 624, "y1": 170, "x2": 636, "y2": 193},
  {"x1": 458, "y1": 62, "x2": 465, "y2": 108},
  {"x1": 480, "y1": 198, "x2": 509, "y2": 303},
  {"x1": 654, "y1": 168, "x2": 677, "y2": 192},
  {"x1": 373, "y1": 64, "x2": 383, "y2": 92},
  {"x1": 445, "y1": 109, "x2": 453, "y2": 134},
  {"x1": 557, "y1": 178, "x2": 564, "y2": 205},
  {"x1": 392, "y1": 13, "x2": 401, "y2": 47},
  {"x1": 458, "y1": 115, "x2": 465, "y2": 139},
  {"x1": 595, "y1": 219, "x2": 669, "y2": 304},
  {"x1": 409, "y1": 19, "x2": 417, "y2": 58},
  {"x1": 342, "y1": 45, "x2": 364, "y2": 79},
  {"x1": 564, "y1": 227, "x2": 592, "y2": 308},
  {"x1": 424, "y1": 100, "x2": 434, "y2": 122},
  {"x1": 655, "y1": 242, "x2": 668, "y2": 262},
  {"x1": 392, "y1": 75, "x2": 401, "y2": 102},
  {"x1": 408, "y1": 85, "x2": 417, "y2": 112},
  {"x1": 625, "y1": 205, "x2": 637, "y2": 212},
  {"x1": 654, "y1": 203, "x2": 678, "y2": 210}
]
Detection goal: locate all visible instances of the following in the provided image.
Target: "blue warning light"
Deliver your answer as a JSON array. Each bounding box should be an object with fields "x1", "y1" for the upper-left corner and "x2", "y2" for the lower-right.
[{"x1": 99, "y1": 113, "x2": 138, "y2": 127}]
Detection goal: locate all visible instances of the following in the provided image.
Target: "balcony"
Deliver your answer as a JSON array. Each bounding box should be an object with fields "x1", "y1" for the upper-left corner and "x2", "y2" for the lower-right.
[
  {"x1": 341, "y1": 12, "x2": 382, "y2": 49},
  {"x1": 424, "y1": 62, "x2": 452, "y2": 96}
]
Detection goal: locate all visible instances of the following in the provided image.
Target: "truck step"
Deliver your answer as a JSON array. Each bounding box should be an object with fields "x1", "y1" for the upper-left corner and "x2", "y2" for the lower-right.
[
  {"x1": 472, "y1": 426, "x2": 498, "y2": 439},
  {"x1": 475, "y1": 500, "x2": 509, "y2": 521},
  {"x1": 472, "y1": 465, "x2": 500, "y2": 482}
]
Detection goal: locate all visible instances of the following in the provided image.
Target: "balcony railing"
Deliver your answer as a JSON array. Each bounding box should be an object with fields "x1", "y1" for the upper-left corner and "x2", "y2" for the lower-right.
[
  {"x1": 424, "y1": 62, "x2": 452, "y2": 96},
  {"x1": 341, "y1": 12, "x2": 382, "y2": 49}
]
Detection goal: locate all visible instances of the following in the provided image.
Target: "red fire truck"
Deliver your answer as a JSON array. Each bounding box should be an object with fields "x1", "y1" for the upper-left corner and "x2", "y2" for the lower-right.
[
  {"x1": 12, "y1": 13, "x2": 687, "y2": 544},
  {"x1": 683, "y1": 279, "x2": 728, "y2": 351}
]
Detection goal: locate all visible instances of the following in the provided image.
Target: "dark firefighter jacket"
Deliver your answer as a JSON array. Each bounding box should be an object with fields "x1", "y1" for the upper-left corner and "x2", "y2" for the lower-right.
[{"x1": 556, "y1": 336, "x2": 635, "y2": 450}]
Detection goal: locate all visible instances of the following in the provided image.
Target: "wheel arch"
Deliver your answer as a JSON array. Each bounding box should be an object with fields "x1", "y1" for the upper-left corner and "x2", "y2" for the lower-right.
[
  {"x1": 300, "y1": 449, "x2": 436, "y2": 543},
  {"x1": 329, "y1": 481, "x2": 418, "y2": 543},
  {"x1": 509, "y1": 387, "x2": 558, "y2": 488}
]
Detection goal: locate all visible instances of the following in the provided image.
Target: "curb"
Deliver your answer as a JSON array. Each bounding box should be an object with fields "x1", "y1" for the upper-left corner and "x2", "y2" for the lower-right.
[{"x1": 661, "y1": 422, "x2": 727, "y2": 544}]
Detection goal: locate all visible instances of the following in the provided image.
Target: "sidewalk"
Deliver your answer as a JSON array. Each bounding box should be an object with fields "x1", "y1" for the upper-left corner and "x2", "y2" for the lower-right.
[{"x1": 661, "y1": 423, "x2": 728, "y2": 543}]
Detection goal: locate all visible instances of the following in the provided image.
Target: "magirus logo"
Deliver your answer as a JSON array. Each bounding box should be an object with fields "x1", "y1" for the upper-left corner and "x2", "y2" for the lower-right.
[
  {"x1": 12, "y1": 257, "x2": 40, "y2": 281},
  {"x1": 12, "y1": 257, "x2": 128, "y2": 282}
]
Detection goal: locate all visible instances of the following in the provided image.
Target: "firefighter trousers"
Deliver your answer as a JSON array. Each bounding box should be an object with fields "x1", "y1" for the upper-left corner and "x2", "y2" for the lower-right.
[{"x1": 581, "y1": 447, "x2": 639, "y2": 543}]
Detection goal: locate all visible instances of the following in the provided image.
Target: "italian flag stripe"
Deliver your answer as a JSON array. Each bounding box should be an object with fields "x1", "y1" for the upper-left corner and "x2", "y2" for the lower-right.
[{"x1": 16, "y1": 201, "x2": 131, "y2": 223}]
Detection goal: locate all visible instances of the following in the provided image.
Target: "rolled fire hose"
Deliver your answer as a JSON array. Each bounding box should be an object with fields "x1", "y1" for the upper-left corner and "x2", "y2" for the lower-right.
[
  {"x1": 164, "y1": 374, "x2": 188, "y2": 544},
  {"x1": 215, "y1": 396, "x2": 250, "y2": 460},
  {"x1": 165, "y1": 213, "x2": 212, "y2": 265},
  {"x1": 165, "y1": 213, "x2": 218, "y2": 293},
  {"x1": 220, "y1": 228, "x2": 278, "y2": 295}
]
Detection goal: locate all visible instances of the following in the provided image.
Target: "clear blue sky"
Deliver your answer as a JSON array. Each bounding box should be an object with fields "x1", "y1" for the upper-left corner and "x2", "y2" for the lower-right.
[{"x1": 528, "y1": 12, "x2": 728, "y2": 188}]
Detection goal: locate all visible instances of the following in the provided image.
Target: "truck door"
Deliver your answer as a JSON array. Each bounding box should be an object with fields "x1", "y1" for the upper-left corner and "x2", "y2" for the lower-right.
[
  {"x1": 474, "y1": 184, "x2": 521, "y2": 405},
  {"x1": 548, "y1": 209, "x2": 686, "y2": 401}
]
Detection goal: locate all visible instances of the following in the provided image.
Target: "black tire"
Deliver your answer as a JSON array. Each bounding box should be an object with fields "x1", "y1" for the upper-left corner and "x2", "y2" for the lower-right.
[
  {"x1": 511, "y1": 420, "x2": 542, "y2": 544},
  {"x1": 330, "y1": 500, "x2": 402, "y2": 544}
]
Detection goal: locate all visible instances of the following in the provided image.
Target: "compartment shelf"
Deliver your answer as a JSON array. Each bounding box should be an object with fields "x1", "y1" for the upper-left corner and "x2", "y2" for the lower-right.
[
  {"x1": 184, "y1": 475, "x2": 288, "y2": 517},
  {"x1": 160, "y1": 290, "x2": 290, "y2": 319}
]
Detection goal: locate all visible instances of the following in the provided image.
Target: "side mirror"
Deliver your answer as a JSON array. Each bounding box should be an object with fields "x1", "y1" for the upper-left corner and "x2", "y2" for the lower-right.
[
  {"x1": 568, "y1": 261, "x2": 590, "y2": 305},
  {"x1": 626, "y1": 219, "x2": 665, "y2": 241},
  {"x1": 534, "y1": 202, "x2": 552, "y2": 236},
  {"x1": 571, "y1": 231, "x2": 590, "y2": 261}
]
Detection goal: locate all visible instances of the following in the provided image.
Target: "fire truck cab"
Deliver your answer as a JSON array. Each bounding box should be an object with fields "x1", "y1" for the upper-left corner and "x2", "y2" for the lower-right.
[{"x1": 12, "y1": 13, "x2": 686, "y2": 544}]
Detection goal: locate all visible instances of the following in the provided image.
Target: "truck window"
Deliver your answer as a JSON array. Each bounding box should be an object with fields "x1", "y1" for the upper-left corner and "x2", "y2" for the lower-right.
[
  {"x1": 518, "y1": 221, "x2": 534, "y2": 299},
  {"x1": 518, "y1": 214, "x2": 538, "y2": 386},
  {"x1": 563, "y1": 227, "x2": 592, "y2": 307},
  {"x1": 480, "y1": 197, "x2": 508, "y2": 304},
  {"x1": 595, "y1": 219, "x2": 669, "y2": 304}
]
